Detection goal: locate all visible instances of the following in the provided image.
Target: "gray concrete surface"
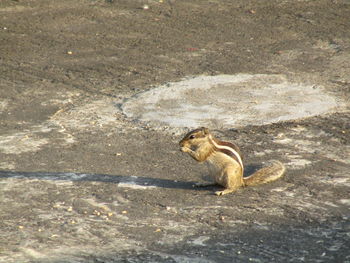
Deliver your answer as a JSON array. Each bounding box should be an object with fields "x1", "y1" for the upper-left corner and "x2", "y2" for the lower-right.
[{"x1": 122, "y1": 74, "x2": 345, "y2": 128}]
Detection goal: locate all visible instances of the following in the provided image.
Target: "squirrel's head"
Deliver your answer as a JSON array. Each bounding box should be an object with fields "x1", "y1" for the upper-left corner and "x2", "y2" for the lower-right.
[{"x1": 179, "y1": 127, "x2": 211, "y2": 151}]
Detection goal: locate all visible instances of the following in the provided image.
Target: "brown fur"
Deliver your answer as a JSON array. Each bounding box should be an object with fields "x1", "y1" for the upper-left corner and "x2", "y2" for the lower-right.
[{"x1": 179, "y1": 127, "x2": 286, "y2": 196}]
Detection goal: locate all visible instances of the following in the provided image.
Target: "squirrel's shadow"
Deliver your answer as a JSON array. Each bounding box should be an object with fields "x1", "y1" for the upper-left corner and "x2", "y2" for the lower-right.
[{"x1": 0, "y1": 164, "x2": 262, "y2": 191}]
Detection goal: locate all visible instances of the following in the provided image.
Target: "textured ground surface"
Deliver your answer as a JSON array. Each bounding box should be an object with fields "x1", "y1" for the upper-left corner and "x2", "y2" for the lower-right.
[{"x1": 0, "y1": 0, "x2": 349, "y2": 262}]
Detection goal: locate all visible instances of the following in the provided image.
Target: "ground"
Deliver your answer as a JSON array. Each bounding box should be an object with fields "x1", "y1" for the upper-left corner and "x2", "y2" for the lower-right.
[{"x1": 0, "y1": 0, "x2": 349, "y2": 262}]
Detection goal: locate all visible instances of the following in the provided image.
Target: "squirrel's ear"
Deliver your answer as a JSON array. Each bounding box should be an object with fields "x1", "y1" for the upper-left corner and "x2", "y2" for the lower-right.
[{"x1": 202, "y1": 127, "x2": 209, "y2": 134}]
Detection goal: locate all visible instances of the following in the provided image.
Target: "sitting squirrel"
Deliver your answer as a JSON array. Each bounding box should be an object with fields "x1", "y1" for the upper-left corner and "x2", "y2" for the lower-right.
[{"x1": 179, "y1": 127, "x2": 285, "y2": 196}]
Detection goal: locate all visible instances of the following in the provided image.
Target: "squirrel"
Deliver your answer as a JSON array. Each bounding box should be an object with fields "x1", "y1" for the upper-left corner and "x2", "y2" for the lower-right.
[{"x1": 179, "y1": 127, "x2": 286, "y2": 196}]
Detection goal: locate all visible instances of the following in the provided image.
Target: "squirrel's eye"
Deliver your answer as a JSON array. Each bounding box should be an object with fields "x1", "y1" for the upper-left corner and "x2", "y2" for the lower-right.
[{"x1": 189, "y1": 135, "x2": 195, "y2": 139}]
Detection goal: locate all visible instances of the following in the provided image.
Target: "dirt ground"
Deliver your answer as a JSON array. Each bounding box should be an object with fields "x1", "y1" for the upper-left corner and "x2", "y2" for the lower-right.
[{"x1": 0, "y1": 0, "x2": 350, "y2": 262}]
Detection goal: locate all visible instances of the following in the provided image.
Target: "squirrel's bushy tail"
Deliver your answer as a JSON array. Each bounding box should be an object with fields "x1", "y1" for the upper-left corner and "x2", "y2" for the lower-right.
[{"x1": 243, "y1": 161, "x2": 286, "y2": 187}]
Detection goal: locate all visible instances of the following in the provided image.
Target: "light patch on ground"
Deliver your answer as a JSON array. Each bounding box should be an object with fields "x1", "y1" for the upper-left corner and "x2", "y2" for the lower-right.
[
  {"x1": 1, "y1": 94, "x2": 126, "y2": 155},
  {"x1": 274, "y1": 125, "x2": 349, "y2": 168},
  {"x1": 323, "y1": 177, "x2": 350, "y2": 187},
  {"x1": 323, "y1": 201, "x2": 339, "y2": 208},
  {"x1": 338, "y1": 199, "x2": 350, "y2": 206},
  {"x1": 0, "y1": 161, "x2": 15, "y2": 169},
  {"x1": 8, "y1": 243, "x2": 141, "y2": 263},
  {"x1": 189, "y1": 236, "x2": 210, "y2": 246},
  {"x1": 0, "y1": 100, "x2": 8, "y2": 112},
  {"x1": 51, "y1": 98, "x2": 123, "y2": 130},
  {"x1": 0, "y1": 5, "x2": 33, "y2": 12},
  {"x1": 20, "y1": 248, "x2": 45, "y2": 259},
  {"x1": 293, "y1": 200, "x2": 329, "y2": 212},
  {"x1": 271, "y1": 186, "x2": 296, "y2": 197},
  {"x1": 275, "y1": 137, "x2": 323, "y2": 155},
  {"x1": 285, "y1": 155, "x2": 312, "y2": 168},
  {"x1": 118, "y1": 176, "x2": 157, "y2": 190},
  {"x1": 0, "y1": 120, "x2": 75, "y2": 154},
  {"x1": 0, "y1": 132, "x2": 49, "y2": 154},
  {"x1": 83, "y1": 198, "x2": 113, "y2": 212},
  {"x1": 122, "y1": 74, "x2": 345, "y2": 129}
]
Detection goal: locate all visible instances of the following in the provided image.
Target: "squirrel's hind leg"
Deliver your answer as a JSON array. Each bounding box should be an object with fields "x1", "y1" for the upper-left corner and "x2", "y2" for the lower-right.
[{"x1": 215, "y1": 166, "x2": 243, "y2": 196}]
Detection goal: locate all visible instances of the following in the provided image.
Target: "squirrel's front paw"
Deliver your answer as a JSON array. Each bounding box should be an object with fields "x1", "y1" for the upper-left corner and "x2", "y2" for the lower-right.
[
  {"x1": 180, "y1": 146, "x2": 190, "y2": 153},
  {"x1": 215, "y1": 190, "x2": 224, "y2": 196},
  {"x1": 215, "y1": 189, "x2": 235, "y2": 196}
]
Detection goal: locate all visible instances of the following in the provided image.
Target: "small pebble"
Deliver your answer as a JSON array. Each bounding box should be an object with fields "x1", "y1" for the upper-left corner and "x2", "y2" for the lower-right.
[{"x1": 94, "y1": 210, "x2": 101, "y2": 216}]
